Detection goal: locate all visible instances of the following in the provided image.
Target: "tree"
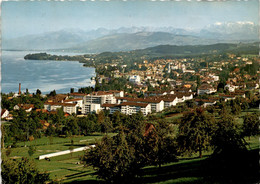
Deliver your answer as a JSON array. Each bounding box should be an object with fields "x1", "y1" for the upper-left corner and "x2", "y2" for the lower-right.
[
  {"x1": 211, "y1": 114, "x2": 246, "y2": 155},
  {"x1": 36, "y1": 89, "x2": 41, "y2": 96},
  {"x1": 83, "y1": 133, "x2": 136, "y2": 183},
  {"x1": 177, "y1": 108, "x2": 216, "y2": 157},
  {"x1": 147, "y1": 121, "x2": 178, "y2": 167},
  {"x1": 70, "y1": 88, "x2": 74, "y2": 93},
  {"x1": 242, "y1": 113, "x2": 259, "y2": 140},
  {"x1": 28, "y1": 145, "x2": 36, "y2": 157},
  {"x1": 207, "y1": 114, "x2": 249, "y2": 180},
  {"x1": 49, "y1": 90, "x2": 56, "y2": 97},
  {"x1": 2, "y1": 157, "x2": 50, "y2": 184}
]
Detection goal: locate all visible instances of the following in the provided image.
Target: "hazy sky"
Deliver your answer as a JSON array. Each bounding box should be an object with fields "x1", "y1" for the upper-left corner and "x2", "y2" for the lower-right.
[{"x1": 2, "y1": 0, "x2": 258, "y2": 39}]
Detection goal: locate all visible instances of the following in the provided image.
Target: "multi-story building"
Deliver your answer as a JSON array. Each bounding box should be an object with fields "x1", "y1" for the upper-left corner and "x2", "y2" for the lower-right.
[
  {"x1": 82, "y1": 103, "x2": 101, "y2": 114},
  {"x1": 44, "y1": 102, "x2": 77, "y2": 114},
  {"x1": 197, "y1": 84, "x2": 216, "y2": 95},
  {"x1": 84, "y1": 91, "x2": 116, "y2": 105},
  {"x1": 109, "y1": 102, "x2": 151, "y2": 116}
]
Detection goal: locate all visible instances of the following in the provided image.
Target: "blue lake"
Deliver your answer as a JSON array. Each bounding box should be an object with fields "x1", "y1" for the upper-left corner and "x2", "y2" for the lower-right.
[{"x1": 1, "y1": 51, "x2": 95, "y2": 94}]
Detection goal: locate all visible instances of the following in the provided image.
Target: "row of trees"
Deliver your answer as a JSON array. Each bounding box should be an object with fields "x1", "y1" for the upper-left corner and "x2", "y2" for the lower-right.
[{"x1": 83, "y1": 108, "x2": 259, "y2": 182}]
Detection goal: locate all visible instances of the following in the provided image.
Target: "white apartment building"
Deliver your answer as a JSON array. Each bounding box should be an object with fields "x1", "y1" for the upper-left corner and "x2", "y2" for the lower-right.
[
  {"x1": 129, "y1": 75, "x2": 141, "y2": 84},
  {"x1": 84, "y1": 92, "x2": 116, "y2": 105},
  {"x1": 63, "y1": 98, "x2": 83, "y2": 108},
  {"x1": 119, "y1": 102, "x2": 151, "y2": 116},
  {"x1": 82, "y1": 103, "x2": 101, "y2": 114},
  {"x1": 44, "y1": 102, "x2": 77, "y2": 114},
  {"x1": 197, "y1": 84, "x2": 217, "y2": 95}
]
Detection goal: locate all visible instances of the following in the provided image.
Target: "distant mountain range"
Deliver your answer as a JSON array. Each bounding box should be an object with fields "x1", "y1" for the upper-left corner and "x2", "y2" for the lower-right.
[{"x1": 2, "y1": 21, "x2": 258, "y2": 52}]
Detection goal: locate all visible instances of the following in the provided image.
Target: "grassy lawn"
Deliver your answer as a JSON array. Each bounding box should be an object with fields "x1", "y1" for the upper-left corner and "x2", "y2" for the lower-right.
[{"x1": 1, "y1": 133, "x2": 116, "y2": 183}]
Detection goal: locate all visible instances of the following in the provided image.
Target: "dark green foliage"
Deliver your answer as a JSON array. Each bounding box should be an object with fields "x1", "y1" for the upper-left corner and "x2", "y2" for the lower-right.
[
  {"x1": 28, "y1": 145, "x2": 36, "y2": 157},
  {"x1": 243, "y1": 113, "x2": 259, "y2": 139},
  {"x1": 177, "y1": 108, "x2": 216, "y2": 158},
  {"x1": 211, "y1": 114, "x2": 246, "y2": 155},
  {"x1": 48, "y1": 90, "x2": 57, "y2": 97},
  {"x1": 2, "y1": 157, "x2": 50, "y2": 184},
  {"x1": 83, "y1": 133, "x2": 136, "y2": 183},
  {"x1": 83, "y1": 116, "x2": 178, "y2": 183},
  {"x1": 207, "y1": 114, "x2": 251, "y2": 182}
]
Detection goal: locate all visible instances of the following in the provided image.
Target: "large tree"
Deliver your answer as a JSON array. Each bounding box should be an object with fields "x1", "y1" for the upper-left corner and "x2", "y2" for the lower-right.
[
  {"x1": 83, "y1": 133, "x2": 136, "y2": 183},
  {"x1": 242, "y1": 113, "x2": 259, "y2": 140},
  {"x1": 212, "y1": 114, "x2": 247, "y2": 155},
  {"x1": 177, "y1": 108, "x2": 216, "y2": 158},
  {"x1": 2, "y1": 157, "x2": 50, "y2": 184}
]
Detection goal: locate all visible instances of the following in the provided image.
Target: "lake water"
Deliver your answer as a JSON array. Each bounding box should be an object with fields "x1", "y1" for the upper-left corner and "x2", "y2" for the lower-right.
[{"x1": 1, "y1": 51, "x2": 96, "y2": 94}]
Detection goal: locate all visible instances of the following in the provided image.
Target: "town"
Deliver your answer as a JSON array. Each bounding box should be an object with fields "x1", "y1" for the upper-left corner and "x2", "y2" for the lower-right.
[
  {"x1": 1, "y1": 52, "x2": 259, "y2": 184},
  {"x1": 3, "y1": 53, "x2": 258, "y2": 118}
]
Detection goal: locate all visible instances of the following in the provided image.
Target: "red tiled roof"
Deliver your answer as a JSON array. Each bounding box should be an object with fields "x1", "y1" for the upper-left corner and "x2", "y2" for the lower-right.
[
  {"x1": 119, "y1": 102, "x2": 149, "y2": 107},
  {"x1": 18, "y1": 104, "x2": 34, "y2": 110},
  {"x1": 101, "y1": 103, "x2": 118, "y2": 108},
  {"x1": 1, "y1": 109, "x2": 8, "y2": 116},
  {"x1": 91, "y1": 91, "x2": 113, "y2": 96},
  {"x1": 63, "y1": 98, "x2": 82, "y2": 102},
  {"x1": 70, "y1": 93, "x2": 87, "y2": 96},
  {"x1": 44, "y1": 102, "x2": 76, "y2": 107}
]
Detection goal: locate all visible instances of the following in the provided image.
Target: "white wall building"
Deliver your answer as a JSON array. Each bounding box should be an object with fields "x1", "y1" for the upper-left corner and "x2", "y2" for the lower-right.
[
  {"x1": 129, "y1": 75, "x2": 141, "y2": 84},
  {"x1": 82, "y1": 103, "x2": 101, "y2": 114}
]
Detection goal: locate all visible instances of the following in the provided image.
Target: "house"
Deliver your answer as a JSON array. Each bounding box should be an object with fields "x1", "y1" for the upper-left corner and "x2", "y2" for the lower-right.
[
  {"x1": 62, "y1": 103, "x2": 77, "y2": 114},
  {"x1": 14, "y1": 104, "x2": 34, "y2": 112},
  {"x1": 195, "y1": 99, "x2": 217, "y2": 108},
  {"x1": 70, "y1": 92, "x2": 88, "y2": 100},
  {"x1": 40, "y1": 120, "x2": 50, "y2": 130},
  {"x1": 161, "y1": 95, "x2": 178, "y2": 109},
  {"x1": 1, "y1": 109, "x2": 9, "y2": 119},
  {"x1": 144, "y1": 123, "x2": 156, "y2": 137},
  {"x1": 108, "y1": 90, "x2": 124, "y2": 97},
  {"x1": 129, "y1": 75, "x2": 141, "y2": 84},
  {"x1": 44, "y1": 102, "x2": 77, "y2": 114},
  {"x1": 197, "y1": 83, "x2": 216, "y2": 95},
  {"x1": 218, "y1": 94, "x2": 236, "y2": 101},
  {"x1": 63, "y1": 98, "x2": 83, "y2": 108},
  {"x1": 46, "y1": 94, "x2": 68, "y2": 103}
]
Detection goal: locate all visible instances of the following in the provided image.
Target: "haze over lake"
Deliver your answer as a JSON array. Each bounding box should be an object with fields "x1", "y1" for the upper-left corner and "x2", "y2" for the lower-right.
[{"x1": 1, "y1": 51, "x2": 95, "y2": 94}]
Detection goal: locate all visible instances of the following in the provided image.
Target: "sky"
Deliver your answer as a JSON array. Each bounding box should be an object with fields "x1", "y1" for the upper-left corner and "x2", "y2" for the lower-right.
[{"x1": 2, "y1": 0, "x2": 259, "y2": 39}]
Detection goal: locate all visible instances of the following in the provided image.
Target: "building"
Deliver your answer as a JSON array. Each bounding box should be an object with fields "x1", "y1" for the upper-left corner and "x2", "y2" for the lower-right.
[
  {"x1": 63, "y1": 98, "x2": 83, "y2": 108},
  {"x1": 14, "y1": 104, "x2": 34, "y2": 112},
  {"x1": 129, "y1": 75, "x2": 141, "y2": 84},
  {"x1": 111, "y1": 102, "x2": 151, "y2": 116},
  {"x1": 161, "y1": 95, "x2": 178, "y2": 109},
  {"x1": 44, "y1": 102, "x2": 77, "y2": 114},
  {"x1": 84, "y1": 91, "x2": 116, "y2": 105},
  {"x1": 82, "y1": 103, "x2": 101, "y2": 114},
  {"x1": 70, "y1": 93, "x2": 88, "y2": 100},
  {"x1": 1, "y1": 109, "x2": 9, "y2": 119},
  {"x1": 197, "y1": 84, "x2": 216, "y2": 95}
]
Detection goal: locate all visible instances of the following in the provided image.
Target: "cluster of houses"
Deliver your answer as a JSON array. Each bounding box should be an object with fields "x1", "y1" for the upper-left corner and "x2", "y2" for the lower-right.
[{"x1": 42, "y1": 89, "x2": 194, "y2": 116}]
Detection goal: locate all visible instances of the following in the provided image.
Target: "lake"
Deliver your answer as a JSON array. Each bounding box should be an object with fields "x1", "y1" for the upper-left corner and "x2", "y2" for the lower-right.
[{"x1": 1, "y1": 51, "x2": 96, "y2": 94}]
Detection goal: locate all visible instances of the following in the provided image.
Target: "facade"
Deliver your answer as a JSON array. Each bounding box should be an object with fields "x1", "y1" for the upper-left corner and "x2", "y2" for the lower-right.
[
  {"x1": 44, "y1": 102, "x2": 77, "y2": 114},
  {"x1": 1, "y1": 109, "x2": 9, "y2": 119},
  {"x1": 82, "y1": 103, "x2": 101, "y2": 114},
  {"x1": 119, "y1": 102, "x2": 151, "y2": 116},
  {"x1": 84, "y1": 92, "x2": 116, "y2": 105},
  {"x1": 129, "y1": 75, "x2": 141, "y2": 84},
  {"x1": 63, "y1": 98, "x2": 83, "y2": 108},
  {"x1": 197, "y1": 84, "x2": 216, "y2": 95}
]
